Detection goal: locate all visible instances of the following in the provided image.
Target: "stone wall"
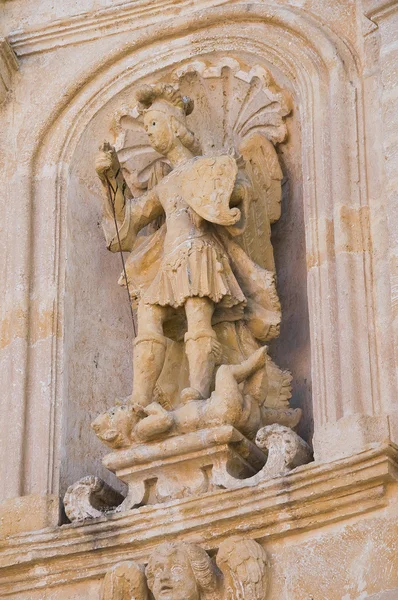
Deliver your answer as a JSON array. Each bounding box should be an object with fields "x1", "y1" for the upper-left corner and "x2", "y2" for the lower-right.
[{"x1": 1, "y1": 0, "x2": 397, "y2": 598}]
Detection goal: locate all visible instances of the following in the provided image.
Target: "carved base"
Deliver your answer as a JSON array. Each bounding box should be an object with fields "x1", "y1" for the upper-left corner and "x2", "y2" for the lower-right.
[
  {"x1": 102, "y1": 426, "x2": 267, "y2": 509},
  {"x1": 63, "y1": 426, "x2": 311, "y2": 520}
]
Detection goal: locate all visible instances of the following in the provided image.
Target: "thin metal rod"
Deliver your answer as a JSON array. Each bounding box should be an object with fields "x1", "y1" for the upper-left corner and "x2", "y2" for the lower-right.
[{"x1": 105, "y1": 173, "x2": 137, "y2": 337}]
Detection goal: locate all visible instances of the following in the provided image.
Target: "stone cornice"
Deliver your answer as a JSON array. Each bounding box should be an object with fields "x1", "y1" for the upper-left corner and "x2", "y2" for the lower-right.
[
  {"x1": 0, "y1": 444, "x2": 397, "y2": 596},
  {"x1": 7, "y1": 0, "x2": 231, "y2": 57}
]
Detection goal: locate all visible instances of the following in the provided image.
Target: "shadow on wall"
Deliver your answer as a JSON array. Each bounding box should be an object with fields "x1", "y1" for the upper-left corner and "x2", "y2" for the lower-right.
[{"x1": 271, "y1": 111, "x2": 313, "y2": 447}]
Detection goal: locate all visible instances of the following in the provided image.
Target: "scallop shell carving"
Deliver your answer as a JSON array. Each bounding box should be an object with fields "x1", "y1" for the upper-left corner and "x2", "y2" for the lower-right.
[{"x1": 111, "y1": 57, "x2": 292, "y2": 194}]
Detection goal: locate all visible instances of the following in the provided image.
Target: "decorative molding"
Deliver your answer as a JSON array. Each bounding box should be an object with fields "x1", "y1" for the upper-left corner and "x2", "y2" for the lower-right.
[
  {"x1": 0, "y1": 37, "x2": 18, "y2": 104},
  {"x1": 363, "y1": 0, "x2": 398, "y2": 22},
  {"x1": 0, "y1": 444, "x2": 397, "y2": 596},
  {"x1": 8, "y1": 0, "x2": 231, "y2": 57}
]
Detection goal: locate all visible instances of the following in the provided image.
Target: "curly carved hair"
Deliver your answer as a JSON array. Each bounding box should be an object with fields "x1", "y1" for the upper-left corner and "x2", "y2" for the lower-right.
[
  {"x1": 146, "y1": 541, "x2": 218, "y2": 596},
  {"x1": 136, "y1": 83, "x2": 194, "y2": 116}
]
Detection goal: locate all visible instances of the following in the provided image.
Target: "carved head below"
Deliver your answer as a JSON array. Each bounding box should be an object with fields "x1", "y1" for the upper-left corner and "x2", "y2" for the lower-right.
[{"x1": 146, "y1": 541, "x2": 218, "y2": 600}]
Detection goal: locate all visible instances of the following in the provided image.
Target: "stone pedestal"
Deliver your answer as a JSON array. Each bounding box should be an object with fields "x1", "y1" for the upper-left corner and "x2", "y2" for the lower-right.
[{"x1": 103, "y1": 426, "x2": 267, "y2": 509}]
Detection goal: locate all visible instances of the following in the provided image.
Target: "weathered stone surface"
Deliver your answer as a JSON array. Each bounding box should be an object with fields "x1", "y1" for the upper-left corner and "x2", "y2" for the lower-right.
[
  {"x1": 1, "y1": 444, "x2": 398, "y2": 598},
  {"x1": 1, "y1": 0, "x2": 398, "y2": 598},
  {"x1": 101, "y1": 536, "x2": 269, "y2": 600},
  {"x1": 0, "y1": 37, "x2": 18, "y2": 104},
  {"x1": 0, "y1": 494, "x2": 59, "y2": 537}
]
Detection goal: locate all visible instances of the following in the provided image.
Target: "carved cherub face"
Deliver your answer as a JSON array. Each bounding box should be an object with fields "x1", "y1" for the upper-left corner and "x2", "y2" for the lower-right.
[
  {"x1": 143, "y1": 109, "x2": 175, "y2": 155},
  {"x1": 147, "y1": 548, "x2": 200, "y2": 600}
]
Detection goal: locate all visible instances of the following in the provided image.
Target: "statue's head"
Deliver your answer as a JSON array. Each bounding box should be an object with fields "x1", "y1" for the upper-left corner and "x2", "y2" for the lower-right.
[
  {"x1": 146, "y1": 541, "x2": 218, "y2": 600},
  {"x1": 91, "y1": 404, "x2": 136, "y2": 449},
  {"x1": 136, "y1": 84, "x2": 200, "y2": 156}
]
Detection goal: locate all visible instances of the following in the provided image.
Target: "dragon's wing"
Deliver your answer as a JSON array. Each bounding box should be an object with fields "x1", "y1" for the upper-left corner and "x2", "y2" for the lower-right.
[
  {"x1": 101, "y1": 561, "x2": 150, "y2": 600},
  {"x1": 236, "y1": 132, "x2": 283, "y2": 272},
  {"x1": 217, "y1": 536, "x2": 269, "y2": 600}
]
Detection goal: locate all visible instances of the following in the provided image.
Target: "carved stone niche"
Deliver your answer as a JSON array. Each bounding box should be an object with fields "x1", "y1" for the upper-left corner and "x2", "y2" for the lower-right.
[
  {"x1": 63, "y1": 55, "x2": 312, "y2": 522},
  {"x1": 101, "y1": 536, "x2": 270, "y2": 600}
]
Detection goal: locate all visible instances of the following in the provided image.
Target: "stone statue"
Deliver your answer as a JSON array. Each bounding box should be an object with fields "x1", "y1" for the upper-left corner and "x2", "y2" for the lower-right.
[
  {"x1": 96, "y1": 82, "x2": 282, "y2": 409},
  {"x1": 63, "y1": 62, "x2": 311, "y2": 518},
  {"x1": 95, "y1": 72, "x2": 297, "y2": 420},
  {"x1": 101, "y1": 537, "x2": 269, "y2": 600},
  {"x1": 92, "y1": 346, "x2": 301, "y2": 445}
]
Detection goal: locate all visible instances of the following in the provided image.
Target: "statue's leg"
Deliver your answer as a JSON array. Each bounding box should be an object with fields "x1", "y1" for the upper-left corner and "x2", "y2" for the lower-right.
[
  {"x1": 130, "y1": 302, "x2": 167, "y2": 409},
  {"x1": 181, "y1": 297, "x2": 221, "y2": 402}
]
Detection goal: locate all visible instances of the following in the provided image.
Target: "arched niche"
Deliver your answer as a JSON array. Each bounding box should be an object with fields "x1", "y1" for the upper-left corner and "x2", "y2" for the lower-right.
[
  {"x1": 62, "y1": 49, "x2": 308, "y2": 494},
  {"x1": 20, "y1": 6, "x2": 371, "y2": 498}
]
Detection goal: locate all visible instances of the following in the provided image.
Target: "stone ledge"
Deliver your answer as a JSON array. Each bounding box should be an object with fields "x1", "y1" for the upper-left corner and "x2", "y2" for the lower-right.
[
  {"x1": 7, "y1": 0, "x2": 231, "y2": 57},
  {"x1": 0, "y1": 443, "x2": 397, "y2": 596}
]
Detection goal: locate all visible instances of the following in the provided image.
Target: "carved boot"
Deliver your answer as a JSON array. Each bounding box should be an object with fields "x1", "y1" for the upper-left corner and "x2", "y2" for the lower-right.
[
  {"x1": 181, "y1": 330, "x2": 222, "y2": 403},
  {"x1": 130, "y1": 334, "x2": 166, "y2": 410}
]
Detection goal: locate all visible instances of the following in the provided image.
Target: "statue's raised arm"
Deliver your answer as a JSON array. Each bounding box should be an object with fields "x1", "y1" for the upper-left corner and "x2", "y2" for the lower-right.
[{"x1": 95, "y1": 141, "x2": 163, "y2": 253}]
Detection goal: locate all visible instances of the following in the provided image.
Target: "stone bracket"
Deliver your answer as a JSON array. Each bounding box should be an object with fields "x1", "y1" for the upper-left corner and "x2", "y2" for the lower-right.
[
  {"x1": 63, "y1": 476, "x2": 124, "y2": 522},
  {"x1": 212, "y1": 424, "x2": 312, "y2": 489},
  {"x1": 64, "y1": 426, "x2": 310, "y2": 519},
  {"x1": 102, "y1": 426, "x2": 268, "y2": 511}
]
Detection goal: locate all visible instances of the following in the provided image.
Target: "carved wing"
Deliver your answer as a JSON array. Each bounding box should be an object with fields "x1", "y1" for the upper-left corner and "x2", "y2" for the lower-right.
[
  {"x1": 111, "y1": 57, "x2": 291, "y2": 227},
  {"x1": 217, "y1": 537, "x2": 269, "y2": 600},
  {"x1": 237, "y1": 133, "x2": 283, "y2": 272},
  {"x1": 181, "y1": 155, "x2": 240, "y2": 225},
  {"x1": 101, "y1": 561, "x2": 150, "y2": 600},
  {"x1": 174, "y1": 58, "x2": 290, "y2": 272}
]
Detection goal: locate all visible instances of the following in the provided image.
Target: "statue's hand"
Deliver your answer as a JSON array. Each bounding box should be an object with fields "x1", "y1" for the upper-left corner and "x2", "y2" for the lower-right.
[{"x1": 95, "y1": 141, "x2": 120, "y2": 181}]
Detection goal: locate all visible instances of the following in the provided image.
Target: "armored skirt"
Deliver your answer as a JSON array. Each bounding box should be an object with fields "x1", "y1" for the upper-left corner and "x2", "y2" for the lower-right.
[{"x1": 141, "y1": 236, "x2": 246, "y2": 309}]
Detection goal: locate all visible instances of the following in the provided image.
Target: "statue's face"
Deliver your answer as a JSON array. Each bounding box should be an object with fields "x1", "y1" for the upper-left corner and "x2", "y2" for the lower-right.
[
  {"x1": 144, "y1": 110, "x2": 174, "y2": 155},
  {"x1": 149, "y1": 550, "x2": 200, "y2": 600}
]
